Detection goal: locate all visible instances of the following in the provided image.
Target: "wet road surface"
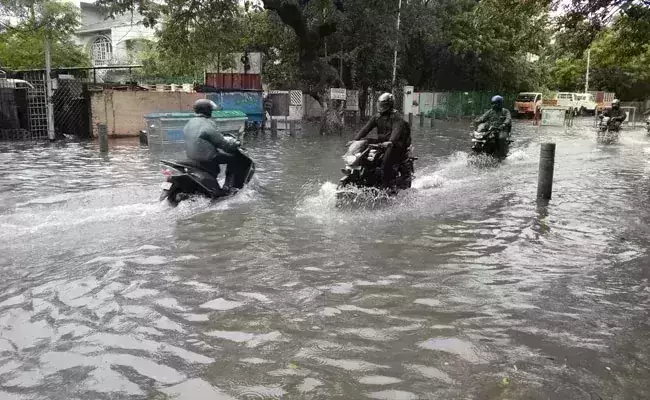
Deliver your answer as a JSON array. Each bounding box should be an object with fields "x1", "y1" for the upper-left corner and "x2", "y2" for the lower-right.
[{"x1": 0, "y1": 119, "x2": 649, "y2": 399}]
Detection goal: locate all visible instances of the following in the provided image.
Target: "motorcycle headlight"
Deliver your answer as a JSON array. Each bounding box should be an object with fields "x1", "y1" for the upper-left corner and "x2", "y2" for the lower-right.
[
  {"x1": 344, "y1": 155, "x2": 357, "y2": 165},
  {"x1": 473, "y1": 131, "x2": 485, "y2": 139}
]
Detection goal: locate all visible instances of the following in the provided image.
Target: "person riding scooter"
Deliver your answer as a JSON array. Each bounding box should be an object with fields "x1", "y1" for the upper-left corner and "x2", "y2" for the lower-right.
[
  {"x1": 350, "y1": 92, "x2": 411, "y2": 189},
  {"x1": 600, "y1": 99, "x2": 626, "y2": 131},
  {"x1": 183, "y1": 99, "x2": 250, "y2": 192}
]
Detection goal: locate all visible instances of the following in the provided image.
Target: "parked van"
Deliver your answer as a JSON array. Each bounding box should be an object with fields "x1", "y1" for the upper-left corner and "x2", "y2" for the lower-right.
[
  {"x1": 514, "y1": 92, "x2": 542, "y2": 118},
  {"x1": 574, "y1": 93, "x2": 598, "y2": 115},
  {"x1": 554, "y1": 92, "x2": 577, "y2": 109}
]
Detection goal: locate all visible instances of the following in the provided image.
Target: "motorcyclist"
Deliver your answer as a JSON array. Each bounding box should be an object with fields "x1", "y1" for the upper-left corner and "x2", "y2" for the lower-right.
[
  {"x1": 475, "y1": 95, "x2": 512, "y2": 134},
  {"x1": 600, "y1": 99, "x2": 626, "y2": 130},
  {"x1": 475, "y1": 95, "x2": 512, "y2": 157},
  {"x1": 351, "y1": 92, "x2": 411, "y2": 189},
  {"x1": 183, "y1": 99, "x2": 248, "y2": 191}
]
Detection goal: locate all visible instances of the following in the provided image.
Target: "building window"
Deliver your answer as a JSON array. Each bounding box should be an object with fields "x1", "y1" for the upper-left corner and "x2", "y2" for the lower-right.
[{"x1": 92, "y1": 36, "x2": 112, "y2": 65}]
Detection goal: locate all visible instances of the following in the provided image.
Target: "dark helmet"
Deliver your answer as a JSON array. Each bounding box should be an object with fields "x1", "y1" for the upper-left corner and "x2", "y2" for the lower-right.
[
  {"x1": 378, "y1": 92, "x2": 394, "y2": 113},
  {"x1": 612, "y1": 99, "x2": 621, "y2": 109},
  {"x1": 194, "y1": 99, "x2": 218, "y2": 117},
  {"x1": 491, "y1": 95, "x2": 504, "y2": 105},
  {"x1": 491, "y1": 95, "x2": 504, "y2": 110}
]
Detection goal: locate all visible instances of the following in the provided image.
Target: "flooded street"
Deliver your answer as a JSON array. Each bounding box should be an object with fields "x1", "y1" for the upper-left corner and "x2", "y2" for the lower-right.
[{"x1": 0, "y1": 119, "x2": 649, "y2": 399}]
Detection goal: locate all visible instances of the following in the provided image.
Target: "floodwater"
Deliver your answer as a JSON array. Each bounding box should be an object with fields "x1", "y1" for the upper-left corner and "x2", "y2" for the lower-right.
[{"x1": 0, "y1": 118, "x2": 649, "y2": 400}]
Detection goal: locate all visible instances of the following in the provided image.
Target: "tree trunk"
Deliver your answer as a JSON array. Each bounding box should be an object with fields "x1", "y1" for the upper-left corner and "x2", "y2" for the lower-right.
[{"x1": 263, "y1": 0, "x2": 345, "y2": 134}]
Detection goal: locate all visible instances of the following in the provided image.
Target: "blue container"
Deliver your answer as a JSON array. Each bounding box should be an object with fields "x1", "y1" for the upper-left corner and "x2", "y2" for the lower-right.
[{"x1": 205, "y1": 90, "x2": 264, "y2": 127}]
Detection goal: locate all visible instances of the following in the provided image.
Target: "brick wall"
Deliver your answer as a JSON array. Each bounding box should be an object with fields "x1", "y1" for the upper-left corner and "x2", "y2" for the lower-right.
[{"x1": 91, "y1": 90, "x2": 203, "y2": 137}]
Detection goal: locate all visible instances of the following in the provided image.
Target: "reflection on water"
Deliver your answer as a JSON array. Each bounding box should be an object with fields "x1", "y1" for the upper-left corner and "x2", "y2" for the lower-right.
[{"x1": 0, "y1": 120, "x2": 649, "y2": 399}]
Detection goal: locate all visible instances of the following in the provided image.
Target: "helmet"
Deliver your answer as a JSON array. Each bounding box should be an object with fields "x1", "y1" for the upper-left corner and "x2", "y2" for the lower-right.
[
  {"x1": 377, "y1": 92, "x2": 394, "y2": 113},
  {"x1": 194, "y1": 99, "x2": 218, "y2": 117},
  {"x1": 612, "y1": 99, "x2": 620, "y2": 109},
  {"x1": 491, "y1": 95, "x2": 504, "y2": 105}
]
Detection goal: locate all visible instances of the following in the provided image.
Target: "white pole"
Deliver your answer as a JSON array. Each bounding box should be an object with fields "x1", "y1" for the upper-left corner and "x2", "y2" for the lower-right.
[
  {"x1": 391, "y1": 0, "x2": 402, "y2": 87},
  {"x1": 585, "y1": 48, "x2": 591, "y2": 94},
  {"x1": 45, "y1": 36, "x2": 55, "y2": 141}
]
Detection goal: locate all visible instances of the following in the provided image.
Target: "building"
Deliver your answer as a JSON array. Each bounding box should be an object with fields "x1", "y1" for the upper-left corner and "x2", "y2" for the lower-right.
[{"x1": 74, "y1": 2, "x2": 155, "y2": 75}]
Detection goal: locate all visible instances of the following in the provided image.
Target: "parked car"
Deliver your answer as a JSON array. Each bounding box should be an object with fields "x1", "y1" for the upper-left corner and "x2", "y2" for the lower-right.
[
  {"x1": 514, "y1": 92, "x2": 542, "y2": 118},
  {"x1": 574, "y1": 93, "x2": 598, "y2": 115}
]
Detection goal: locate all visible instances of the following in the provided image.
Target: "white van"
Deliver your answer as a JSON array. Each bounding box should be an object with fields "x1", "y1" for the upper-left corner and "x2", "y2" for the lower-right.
[{"x1": 574, "y1": 93, "x2": 598, "y2": 115}]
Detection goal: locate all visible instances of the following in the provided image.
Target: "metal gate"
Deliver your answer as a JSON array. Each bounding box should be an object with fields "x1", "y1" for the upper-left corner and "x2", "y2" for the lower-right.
[
  {"x1": 22, "y1": 71, "x2": 49, "y2": 140},
  {"x1": 52, "y1": 79, "x2": 92, "y2": 139},
  {"x1": 1, "y1": 72, "x2": 92, "y2": 141}
]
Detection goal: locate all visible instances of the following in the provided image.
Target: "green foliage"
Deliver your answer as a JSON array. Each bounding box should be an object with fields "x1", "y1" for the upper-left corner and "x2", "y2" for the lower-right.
[
  {"x1": 88, "y1": 0, "x2": 650, "y2": 102},
  {"x1": 549, "y1": 5, "x2": 650, "y2": 100},
  {"x1": 0, "y1": 30, "x2": 90, "y2": 69},
  {"x1": 0, "y1": 0, "x2": 89, "y2": 69}
]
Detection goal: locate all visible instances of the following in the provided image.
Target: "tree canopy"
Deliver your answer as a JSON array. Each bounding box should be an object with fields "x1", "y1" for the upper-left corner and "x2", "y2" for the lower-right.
[
  {"x1": 89, "y1": 0, "x2": 649, "y2": 101},
  {"x1": 0, "y1": 0, "x2": 90, "y2": 70}
]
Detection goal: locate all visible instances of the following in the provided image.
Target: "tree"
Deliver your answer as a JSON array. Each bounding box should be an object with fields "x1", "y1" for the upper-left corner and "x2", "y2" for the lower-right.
[
  {"x1": 95, "y1": 0, "x2": 349, "y2": 132},
  {"x1": 0, "y1": 0, "x2": 89, "y2": 70},
  {"x1": 548, "y1": 5, "x2": 650, "y2": 100}
]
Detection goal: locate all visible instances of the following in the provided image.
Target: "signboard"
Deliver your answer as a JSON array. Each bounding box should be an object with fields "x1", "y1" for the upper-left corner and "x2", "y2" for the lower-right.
[
  {"x1": 541, "y1": 108, "x2": 565, "y2": 126},
  {"x1": 346, "y1": 90, "x2": 359, "y2": 111},
  {"x1": 330, "y1": 88, "x2": 347, "y2": 100}
]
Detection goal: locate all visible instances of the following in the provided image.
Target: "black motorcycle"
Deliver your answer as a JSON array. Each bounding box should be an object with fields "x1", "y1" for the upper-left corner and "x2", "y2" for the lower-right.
[
  {"x1": 336, "y1": 140, "x2": 416, "y2": 207},
  {"x1": 159, "y1": 133, "x2": 255, "y2": 206},
  {"x1": 471, "y1": 123, "x2": 511, "y2": 160},
  {"x1": 597, "y1": 116, "x2": 621, "y2": 144}
]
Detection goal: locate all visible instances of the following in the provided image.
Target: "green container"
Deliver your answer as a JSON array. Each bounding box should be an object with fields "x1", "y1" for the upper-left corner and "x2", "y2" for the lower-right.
[{"x1": 144, "y1": 110, "x2": 247, "y2": 145}]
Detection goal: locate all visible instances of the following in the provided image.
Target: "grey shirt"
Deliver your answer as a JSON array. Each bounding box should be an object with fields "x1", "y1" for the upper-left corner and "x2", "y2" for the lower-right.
[{"x1": 183, "y1": 116, "x2": 238, "y2": 162}]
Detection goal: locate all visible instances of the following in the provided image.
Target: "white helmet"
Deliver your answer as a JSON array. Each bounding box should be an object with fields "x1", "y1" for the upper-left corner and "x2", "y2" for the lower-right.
[{"x1": 378, "y1": 92, "x2": 394, "y2": 113}]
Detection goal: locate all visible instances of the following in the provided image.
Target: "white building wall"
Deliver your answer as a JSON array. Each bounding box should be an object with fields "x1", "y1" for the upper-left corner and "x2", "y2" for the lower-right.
[
  {"x1": 79, "y1": 7, "x2": 103, "y2": 26},
  {"x1": 111, "y1": 24, "x2": 156, "y2": 64}
]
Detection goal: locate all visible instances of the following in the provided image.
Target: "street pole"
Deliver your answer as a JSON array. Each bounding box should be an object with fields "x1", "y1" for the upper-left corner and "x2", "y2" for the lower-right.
[
  {"x1": 585, "y1": 48, "x2": 591, "y2": 94},
  {"x1": 391, "y1": 0, "x2": 402, "y2": 87},
  {"x1": 45, "y1": 36, "x2": 55, "y2": 141}
]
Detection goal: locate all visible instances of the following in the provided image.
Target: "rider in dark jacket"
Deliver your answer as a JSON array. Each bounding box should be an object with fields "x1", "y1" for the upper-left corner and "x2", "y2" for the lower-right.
[
  {"x1": 601, "y1": 99, "x2": 626, "y2": 130},
  {"x1": 184, "y1": 99, "x2": 247, "y2": 190},
  {"x1": 475, "y1": 95, "x2": 512, "y2": 158},
  {"x1": 353, "y1": 92, "x2": 411, "y2": 188},
  {"x1": 475, "y1": 95, "x2": 512, "y2": 134}
]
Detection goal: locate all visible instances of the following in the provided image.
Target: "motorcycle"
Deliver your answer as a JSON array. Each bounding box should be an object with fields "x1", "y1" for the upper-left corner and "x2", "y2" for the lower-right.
[
  {"x1": 159, "y1": 131, "x2": 255, "y2": 207},
  {"x1": 470, "y1": 123, "x2": 511, "y2": 160},
  {"x1": 597, "y1": 116, "x2": 621, "y2": 144},
  {"x1": 336, "y1": 140, "x2": 416, "y2": 207}
]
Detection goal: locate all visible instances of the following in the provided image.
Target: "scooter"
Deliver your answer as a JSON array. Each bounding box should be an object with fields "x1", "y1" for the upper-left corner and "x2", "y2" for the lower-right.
[{"x1": 159, "y1": 130, "x2": 255, "y2": 206}]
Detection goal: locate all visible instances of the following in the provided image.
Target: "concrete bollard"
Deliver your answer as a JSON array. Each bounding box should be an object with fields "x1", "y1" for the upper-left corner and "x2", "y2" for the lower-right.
[
  {"x1": 271, "y1": 119, "x2": 278, "y2": 135},
  {"x1": 430, "y1": 112, "x2": 435, "y2": 128},
  {"x1": 289, "y1": 120, "x2": 296, "y2": 136},
  {"x1": 408, "y1": 112, "x2": 413, "y2": 126},
  {"x1": 419, "y1": 113, "x2": 424, "y2": 127},
  {"x1": 98, "y1": 123, "x2": 108, "y2": 153},
  {"x1": 537, "y1": 143, "x2": 556, "y2": 200}
]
